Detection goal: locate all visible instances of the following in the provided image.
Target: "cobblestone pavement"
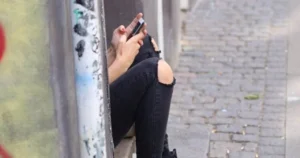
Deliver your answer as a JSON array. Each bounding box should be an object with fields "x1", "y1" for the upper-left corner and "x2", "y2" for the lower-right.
[{"x1": 167, "y1": 0, "x2": 289, "y2": 157}]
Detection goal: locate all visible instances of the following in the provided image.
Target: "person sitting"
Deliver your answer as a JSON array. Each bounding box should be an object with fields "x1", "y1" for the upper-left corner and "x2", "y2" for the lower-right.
[{"x1": 107, "y1": 13, "x2": 177, "y2": 158}]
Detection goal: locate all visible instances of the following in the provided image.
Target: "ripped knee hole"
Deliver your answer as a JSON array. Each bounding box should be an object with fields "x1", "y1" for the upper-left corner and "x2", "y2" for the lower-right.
[{"x1": 157, "y1": 60, "x2": 174, "y2": 84}]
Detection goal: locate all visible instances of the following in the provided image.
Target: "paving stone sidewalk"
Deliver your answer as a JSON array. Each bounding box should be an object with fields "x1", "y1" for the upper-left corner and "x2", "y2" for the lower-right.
[{"x1": 167, "y1": 0, "x2": 289, "y2": 157}]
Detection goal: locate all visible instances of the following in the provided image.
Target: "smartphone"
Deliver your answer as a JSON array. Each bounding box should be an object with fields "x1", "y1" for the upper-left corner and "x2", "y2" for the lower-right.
[{"x1": 128, "y1": 18, "x2": 145, "y2": 39}]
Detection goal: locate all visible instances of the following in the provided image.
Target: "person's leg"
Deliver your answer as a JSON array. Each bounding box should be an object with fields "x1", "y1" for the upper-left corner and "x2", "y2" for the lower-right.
[
  {"x1": 133, "y1": 34, "x2": 177, "y2": 157},
  {"x1": 136, "y1": 35, "x2": 176, "y2": 157},
  {"x1": 135, "y1": 59, "x2": 174, "y2": 158},
  {"x1": 110, "y1": 57, "x2": 175, "y2": 158}
]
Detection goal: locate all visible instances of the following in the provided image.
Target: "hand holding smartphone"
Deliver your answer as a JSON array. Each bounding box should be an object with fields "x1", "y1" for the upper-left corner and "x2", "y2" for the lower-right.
[{"x1": 128, "y1": 18, "x2": 145, "y2": 40}]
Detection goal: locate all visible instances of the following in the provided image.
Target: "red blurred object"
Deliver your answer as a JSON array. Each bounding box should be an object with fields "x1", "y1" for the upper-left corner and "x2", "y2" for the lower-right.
[
  {"x1": 0, "y1": 145, "x2": 12, "y2": 158},
  {"x1": 0, "y1": 24, "x2": 6, "y2": 62}
]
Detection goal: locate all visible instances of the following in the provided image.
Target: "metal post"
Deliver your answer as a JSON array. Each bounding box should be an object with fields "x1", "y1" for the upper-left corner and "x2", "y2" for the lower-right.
[
  {"x1": 157, "y1": 0, "x2": 165, "y2": 59},
  {"x1": 69, "y1": 0, "x2": 113, "y2": 157}
]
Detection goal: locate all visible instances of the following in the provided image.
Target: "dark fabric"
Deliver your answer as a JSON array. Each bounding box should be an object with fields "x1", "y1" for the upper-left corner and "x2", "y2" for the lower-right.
[
  {"x1": 130, "y1": 34, "x2": 161, "y2": 68},
  {"x1": 110, "y1": 35, "x2": 175, "y2": 158}
]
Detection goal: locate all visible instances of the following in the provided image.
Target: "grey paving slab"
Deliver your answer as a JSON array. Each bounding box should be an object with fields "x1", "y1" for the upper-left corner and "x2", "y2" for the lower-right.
[
  {"x1": 168, "y1": 125, "x2": 210, "y2": 158},
  {"x1": 168, "y1": 0, "x2": 290, "y2": 157}
]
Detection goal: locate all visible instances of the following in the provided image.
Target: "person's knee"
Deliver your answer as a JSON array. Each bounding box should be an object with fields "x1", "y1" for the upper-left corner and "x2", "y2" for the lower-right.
[{"x1": 157, "y1": 60, "x2": 174, "y2": 84}]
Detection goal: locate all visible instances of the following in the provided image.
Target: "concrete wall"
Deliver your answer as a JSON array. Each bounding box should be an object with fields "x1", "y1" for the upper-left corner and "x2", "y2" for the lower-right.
[
  {"x1": 143, "y1": 0, "x2": 159, "y2": 41},
  {"x1": 0, "y1": 1, "x2": 58, "y2": 157},
  {"x1": 286, "y1": 0, "x2": 300, "y2": 156},
  {"x1": 144, "y1": 0, "x2": 182, "y2": 68},
  {"x1": 288, "y1": 0, "x2": 300, "y2": 75},
  {"x1": 189, "y1": 0, "x2": 197, "y2": 10}
]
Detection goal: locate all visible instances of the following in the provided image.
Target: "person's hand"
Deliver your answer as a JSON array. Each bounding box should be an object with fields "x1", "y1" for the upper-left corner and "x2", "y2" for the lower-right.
[
  {"x1": 151, "y1": 38, "x2": 160, "y2": 51},
  {"x1": 111, "y1": 13, "x2": 144, "y2": 49},
  {"x1": 116, "y1": 28, "x2": 147, "y2": 68},
  {"x1": 124, "y1": 13, "x2": 144, "y2": 38},
  {"x1": 111, "y1": 25, "x2": 126, "y2": 51}
]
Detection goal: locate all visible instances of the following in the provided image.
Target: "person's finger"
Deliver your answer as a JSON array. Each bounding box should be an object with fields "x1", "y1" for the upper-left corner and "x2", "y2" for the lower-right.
[
  {"x1": 134, "y1": 43, "x2": 142, "y2": 55},
  {"x1": 116, "y1": 34, "x2": 127, "y2": 53},
  {"x1": 151, "y1": 38, "x2": 160, "y2": 51},
  {"x1": 127, "y1": 13, "x2": 143, "y2": 29},
  {"x1": 118, "y1": 25, "x2": 126, "y2": 33},
  {"x1": 129, "y1": 29, "x2": 147, "y2": 43},
  {"x1": 143, "y1": 23, "x2": 147, "y2": 31},
  {"x1": 138, "y1": 40, "x2": 144, "y2": 46},
  {"x1": 126, "y1": 13, "x2": 143, "y2": 36},
  {"x1": 119, "y1": 34, "x2": 127, "y2": 44},
  {"x1": 128, "y1": 24, "x2": 147, "y2": 42},
  {"x1": 113, "y1": 25, "x2": 125, "y2": 34}
]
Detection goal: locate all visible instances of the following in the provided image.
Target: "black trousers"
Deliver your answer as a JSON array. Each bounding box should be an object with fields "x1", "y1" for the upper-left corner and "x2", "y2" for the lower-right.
[{"x1": 110, "y1": 35, "x2": 175, "y2": 158}]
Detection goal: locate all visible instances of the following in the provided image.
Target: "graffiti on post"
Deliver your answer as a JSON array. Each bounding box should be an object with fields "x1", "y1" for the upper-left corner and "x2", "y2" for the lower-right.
[
  {"x1": 75, "y1": 0, "x2": 95, "y2": 11},
  {"x1": 74, "y1": 23, "x2": 88, "y2": 37},
  {"x1": 75, "y1": 40, "x2": 86, "y2": 58},
  {"x1": 0, "y1": 24, "x2": 6, "y2": 62},
  {"x1": 0, "y1": 145, "x2": 12, "y2": 158}
]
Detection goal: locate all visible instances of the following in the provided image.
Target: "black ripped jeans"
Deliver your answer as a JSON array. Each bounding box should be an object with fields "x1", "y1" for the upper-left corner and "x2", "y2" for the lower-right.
[{"x1": 110, "y1": 35, "x2": 175, "y2": 158}]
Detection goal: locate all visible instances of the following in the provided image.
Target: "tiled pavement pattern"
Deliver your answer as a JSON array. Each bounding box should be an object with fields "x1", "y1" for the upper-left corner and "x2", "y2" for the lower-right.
[{"x1": 167, "y1": 0, "x2": 289, "y2": 157}]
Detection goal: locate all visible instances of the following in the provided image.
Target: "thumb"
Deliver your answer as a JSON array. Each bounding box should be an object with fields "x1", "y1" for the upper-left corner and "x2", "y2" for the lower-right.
[
  {"x1": 113, "y1": 25, "x2": 125, "y2": 34},
  {"x1": 129, "y1": 29, "x2": 147, "y2": 43}
]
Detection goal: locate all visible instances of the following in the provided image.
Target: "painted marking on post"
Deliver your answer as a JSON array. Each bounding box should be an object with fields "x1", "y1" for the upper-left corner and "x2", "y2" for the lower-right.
[
  {"x1": 0, "y1": 145, "x2": 12, "y2": 158},
  {"x1": 0, "y1": 24, "x2": 6, "y2": 62}
]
